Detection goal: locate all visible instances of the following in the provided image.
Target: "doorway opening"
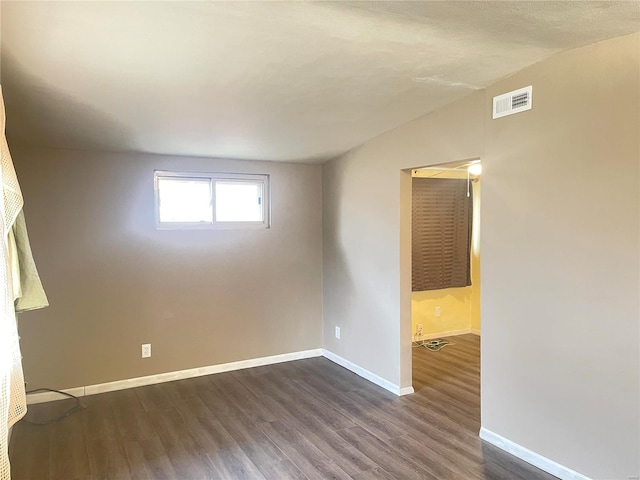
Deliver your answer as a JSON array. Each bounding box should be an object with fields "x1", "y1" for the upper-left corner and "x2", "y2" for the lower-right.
[{"x1": 405, "y1": 159, "x2": 481, "y2": 392}]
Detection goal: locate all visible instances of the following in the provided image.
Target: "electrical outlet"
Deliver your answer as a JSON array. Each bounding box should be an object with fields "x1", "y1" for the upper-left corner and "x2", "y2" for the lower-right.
[
  {"x1": 335, "y1": 326, "x2": 341, "y2": 340},
  {"x1": 435, "y1": 307, "x2": 441, "y2": 317},
  {"x1": 142, "y1": 343, "x2": 151, "y2": 358},
  {"x1": 417, "y1": 324, "x2": 423, "y2": 337}
]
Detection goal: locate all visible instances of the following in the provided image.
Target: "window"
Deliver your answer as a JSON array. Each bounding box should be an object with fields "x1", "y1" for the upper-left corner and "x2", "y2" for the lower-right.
[
  {"x1": 154, "y1": 171, "x2": 269, "y2": 229},
  {"x1": 412, "y1": 178, "x2": 472, "y2": 291}
]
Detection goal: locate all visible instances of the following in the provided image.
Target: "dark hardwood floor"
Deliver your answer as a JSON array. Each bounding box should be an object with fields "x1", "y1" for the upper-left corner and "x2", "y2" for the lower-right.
[{"x1": 9, "y1": 334, "x2": 558, "y2": 479}]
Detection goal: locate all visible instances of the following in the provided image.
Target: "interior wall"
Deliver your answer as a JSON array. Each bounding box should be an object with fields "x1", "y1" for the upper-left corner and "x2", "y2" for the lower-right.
[
  {"x1": 481, "y1": 33, "x2": 639, "y2": 479},
  {"x1": 11, "y1": 146, "x2": 323, "y2": 390},
  {"x1": 322, "y1": 90, "x2": 485, "y2": 388},
  {"x1": 470, "y1": 180, "x2": 481, "y2": 332},
  {"x1": 411, "y1": 288, "x2": 471, "y2": 338},
  {"x1": 323, "y1": 32, "x2": 639, "y2": 479}
]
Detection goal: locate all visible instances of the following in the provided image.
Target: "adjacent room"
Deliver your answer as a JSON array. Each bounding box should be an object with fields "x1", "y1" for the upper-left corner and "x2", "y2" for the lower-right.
[
  {"x1": 409, "y1": 160, "x2": 482, "y2": 441},
  {"x1": 0, "y1": 2, "x2": 638, "y2": 480},
  {"x1": 411, "y1": 160, "x2": 481, "y2": 343}
]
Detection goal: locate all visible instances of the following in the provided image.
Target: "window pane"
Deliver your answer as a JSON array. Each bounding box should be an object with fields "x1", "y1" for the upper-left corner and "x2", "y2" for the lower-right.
[
  {"x1": 158, "y1": 177, "x2": 213, "y2": 223},
  {"x1": 215, "y1": 181, "x2": 263, "y2": 222}
]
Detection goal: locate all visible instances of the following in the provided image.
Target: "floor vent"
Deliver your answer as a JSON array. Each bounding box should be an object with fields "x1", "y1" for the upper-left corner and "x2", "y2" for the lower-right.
[{"x1": 493, "y1": 85, "x2": 532, "y2": 119}]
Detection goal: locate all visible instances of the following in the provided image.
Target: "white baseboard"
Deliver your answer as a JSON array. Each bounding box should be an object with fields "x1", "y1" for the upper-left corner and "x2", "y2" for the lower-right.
[
  {"x1": 397, "y1": 386, "x2": 415, "y2": 396},
  {"x1": 27, "y1": 386, "x2": 86, "y2": 404},
  {"x1": 26, "y1": 347, "x2": 415, "y2": 405},
  {"x1": 479, "y1": 428, "x2": 590, "y2": 480},
  {"x1": 414, "y1": 328, "x2": 479, "y2": 342},
  {"x1": 321, "y1": 349, "x2": 414, "y2": 397},
  {"x1": 27, "y1": 348, "x2": 323, "y2": 405}
]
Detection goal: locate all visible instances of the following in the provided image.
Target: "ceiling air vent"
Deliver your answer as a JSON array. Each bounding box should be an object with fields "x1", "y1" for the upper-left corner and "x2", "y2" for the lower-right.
[{"x1": 492, "y1": 85, "x2": 532, "y2": 119}]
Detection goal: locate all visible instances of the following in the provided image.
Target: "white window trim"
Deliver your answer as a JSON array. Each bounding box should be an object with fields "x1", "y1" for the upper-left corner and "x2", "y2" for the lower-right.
[{"x1": 154, "y1": 170, "x2": 270, "y2": 230}]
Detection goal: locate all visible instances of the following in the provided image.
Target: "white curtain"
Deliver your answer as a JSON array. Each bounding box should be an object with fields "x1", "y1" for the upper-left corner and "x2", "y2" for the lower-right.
[{"x1": 0, "y1": 85, "x2": 27, "y2": 480}]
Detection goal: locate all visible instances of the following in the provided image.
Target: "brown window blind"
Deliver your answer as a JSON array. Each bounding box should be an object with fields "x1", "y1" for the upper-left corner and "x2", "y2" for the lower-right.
[{"x1": 412, "y1": 177, "x2": 472, "y2": 291}]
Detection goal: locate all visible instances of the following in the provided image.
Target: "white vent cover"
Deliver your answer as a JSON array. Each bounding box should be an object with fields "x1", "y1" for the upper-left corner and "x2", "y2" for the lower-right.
[{"x1": 493, "y1": 85, "x2": 532, "y2": 119}]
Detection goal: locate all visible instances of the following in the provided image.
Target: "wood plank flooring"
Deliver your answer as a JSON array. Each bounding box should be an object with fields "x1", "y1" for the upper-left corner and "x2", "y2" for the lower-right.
[{"x1": 9, "y1": 334, "x2": 558, "y2": 479}]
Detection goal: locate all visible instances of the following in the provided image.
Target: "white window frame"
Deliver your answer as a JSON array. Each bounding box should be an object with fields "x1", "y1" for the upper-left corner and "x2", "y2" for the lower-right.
[{"x1": 154, "y1": 170, "x2": 270, "y2": 230}]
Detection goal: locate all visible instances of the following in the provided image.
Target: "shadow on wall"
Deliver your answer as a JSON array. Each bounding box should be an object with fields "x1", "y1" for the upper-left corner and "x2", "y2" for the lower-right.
[
  {"x1": 1, "y1": 52, "x2": 136, "y2": 152},
  {"x1": 322, "y1": 150, "x2": 359, "y2": 349}
]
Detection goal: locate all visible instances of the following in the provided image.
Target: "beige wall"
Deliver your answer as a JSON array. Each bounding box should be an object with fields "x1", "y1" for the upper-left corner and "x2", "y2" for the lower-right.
[
  {"x1": 12, "y1": 146, "x2": 323, "y2": 390},
  {"x1": 322, "y1": 90, "x2": 485, "y2": 386},
  {"x1": 481, "y1": 33, "x2": 639, "y2": 479},
  {"x1": 323, "y1": 32, "x2": 639, "y2": 479}
]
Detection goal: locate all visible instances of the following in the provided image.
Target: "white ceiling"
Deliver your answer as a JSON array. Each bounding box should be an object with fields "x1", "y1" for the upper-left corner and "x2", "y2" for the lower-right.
[{"x1": 1, "y1": 1, "x2": 639, "y2": 163}]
